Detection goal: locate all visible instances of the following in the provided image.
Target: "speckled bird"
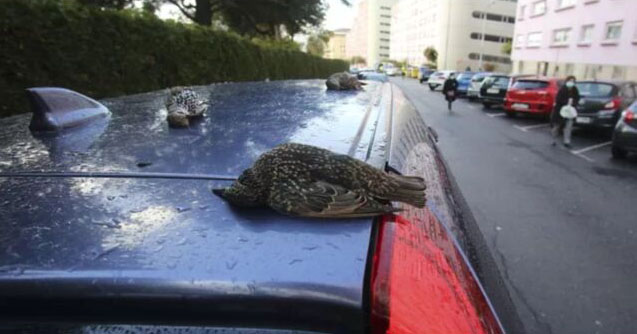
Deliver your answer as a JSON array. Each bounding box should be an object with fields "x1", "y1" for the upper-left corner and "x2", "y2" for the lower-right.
[
  {"x1": 166, "y1": 87, "x2": 208, "y2": 128},
  {"x1": 325, "y1": 72, "x2": 366, "y2": 91},
  {"x1": 213, "y1": 143, "x2": 426, "y2": 218}
]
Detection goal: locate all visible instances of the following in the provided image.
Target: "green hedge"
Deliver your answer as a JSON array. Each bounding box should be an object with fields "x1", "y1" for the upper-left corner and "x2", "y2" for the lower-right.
[{"x1": 0, "y1": 0, "x2": 348, "y2": 117}]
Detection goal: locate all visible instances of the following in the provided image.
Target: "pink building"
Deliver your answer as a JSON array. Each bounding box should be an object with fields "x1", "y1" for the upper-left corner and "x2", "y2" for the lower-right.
[{"x1": 511, "y1": 0, "x2": 637, "y2": 80}]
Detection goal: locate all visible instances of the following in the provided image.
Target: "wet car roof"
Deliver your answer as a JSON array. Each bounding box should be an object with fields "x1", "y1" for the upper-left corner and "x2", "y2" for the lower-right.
[
  {"x1": 0, "y1": 80, "x2": 391, "y2": 332},
  {"x1": 0, "y1": 80, "x2": 384, "y2": 176}
]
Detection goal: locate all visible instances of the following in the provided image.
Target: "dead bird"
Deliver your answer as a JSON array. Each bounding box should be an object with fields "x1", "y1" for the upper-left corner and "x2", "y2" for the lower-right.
[
  {"x1": 325, "y1": 72, "x2": 366, "y2": 90},
  {"x1": 213, "y1": 143, "x2": 426, "y2": 218},
  {"x1": 166, "y1": 87, "x2": 208, "y2": 128}
]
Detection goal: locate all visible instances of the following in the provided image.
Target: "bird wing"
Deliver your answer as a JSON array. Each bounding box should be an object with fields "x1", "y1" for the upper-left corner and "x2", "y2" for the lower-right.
[{"x1": 268, "y1": 180, "x2": 400, "y2": 218}]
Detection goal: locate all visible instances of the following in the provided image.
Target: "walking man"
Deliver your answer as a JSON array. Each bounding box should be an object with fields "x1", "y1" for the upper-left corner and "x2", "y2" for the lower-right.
[
  {"x1": 551, "y1": 76, "x2": 580, "y2": 148},
  {"x1": 442, "y1": 73, "x2": 458, "y2": 111}
]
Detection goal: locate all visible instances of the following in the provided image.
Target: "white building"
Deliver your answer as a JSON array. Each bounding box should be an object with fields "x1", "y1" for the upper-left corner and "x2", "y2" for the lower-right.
[
  {"x1": 511, "y1": 0, "x2": 637, "y2": 80},
  {"x1": 390, "y1": 0, "x2": 518, "y2": 72},
  {"x1": 345, "y1": 0, "x2": 398, "y2": 67}
]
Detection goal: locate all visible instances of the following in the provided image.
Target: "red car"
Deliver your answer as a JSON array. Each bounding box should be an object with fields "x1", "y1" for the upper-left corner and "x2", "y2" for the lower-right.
[{"x1": 504, "y1": 77, "x2": 562, "y2": 118}]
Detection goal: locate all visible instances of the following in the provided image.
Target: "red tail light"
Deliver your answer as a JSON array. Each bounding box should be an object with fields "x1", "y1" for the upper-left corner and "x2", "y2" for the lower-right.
[
  {"x1": 626, "y1": 111, "x2": 635, "y2": 122},
  {"x1": 604, "y1": 97, "x2": 622, "y2": 109},
  {"x1": 370, "y1": 212, "x2": 503, "y2": 334}
]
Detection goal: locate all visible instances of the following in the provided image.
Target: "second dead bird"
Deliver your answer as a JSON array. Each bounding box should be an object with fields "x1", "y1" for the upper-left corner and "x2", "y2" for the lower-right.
[
  {"x1": 325, "y1": 72, "x2": 367, "y2": 90},
  {"x1": 166, "y1": 87, "x2": 208, "y2": 128}
]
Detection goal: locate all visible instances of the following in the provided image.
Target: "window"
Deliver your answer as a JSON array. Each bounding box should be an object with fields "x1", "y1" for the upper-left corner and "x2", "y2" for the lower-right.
[
  {"x1": 380, "y1": 6, "x2": 391, "y2": 10},
  {"x1": 552, "y1": 28, "x2": 571, "y2": 45},
  {"x1": 380, "y1": 30, "x2": 390, "y2": 34},
  {"x1": 470, "y1": 33, "x2": 512, "y2": 43},
  {"x1": 579, "y1": 24, "x2": 594, "y2": 44},
  {"x1": 531, "y1": 1, "x2": 546, "y2": 16},
  {"x1": 380, "y1": 22, "x2": 390, "y2": 26},
  {"x1": 380, "y1": 46, "x2": 389, "y2": 50},
  {"x1": 380, "y1": 38, "x2": 390, "y2": 42},
  {"x1": 527, "y1": 32, "x2": 542, "y2": 47},
  {"x1": 515, "y1": 34, "x2": 525, "y2": 47},
  {"x1": 467, "y1": 53, "x2": 512, "y2": 64},
  {"x1": 519, "y1": 5, "x2": 526, "y2": 19},
  {"x1": 604, "y1": 21, "x2": 623, "y2": 42},
  {"x1": 380, "y1": 14, "x2": 391, "y2": 19},
  {"x1": 471, "y1": 11, "x2": 515, "y2": 24},
  {"x1": 556, "y1": 0, "x2": 576, "y2": 9}
]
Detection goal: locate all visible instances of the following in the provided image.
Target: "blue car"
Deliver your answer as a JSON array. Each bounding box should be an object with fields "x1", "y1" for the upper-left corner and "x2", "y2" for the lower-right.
[
  {"x1": 455, "y1": 71, "x2": 476, "y2": 96},
  {"x1": 0, "y1": 81, "x2": 523, "y2": 333}
]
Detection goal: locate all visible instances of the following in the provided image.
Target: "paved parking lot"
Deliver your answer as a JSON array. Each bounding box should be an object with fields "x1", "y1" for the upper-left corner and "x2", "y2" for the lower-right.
[{"x1": 391, "y1": 77, "x2": 637, "y2": 334}]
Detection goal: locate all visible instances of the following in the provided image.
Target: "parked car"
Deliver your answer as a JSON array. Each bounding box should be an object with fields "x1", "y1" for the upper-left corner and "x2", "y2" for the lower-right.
[
  {"x1": 503, "y1": 77, "x2": 562, "y2": 118},
  {"x1": 0, "y1": 81, "x2": 523, "y2": 333},
  {"x1": 574, "y1": 80, "x2": 637, "y2": 129},
  {"x1": 384, "y1": 64, "x2": 400, "y2": 76},
  {"x1": 479, "y1": 74, "x2": 512, "y2": 108},
  {"x1": 611, "y1": 101, "x2": 637, "y2": 158},
  {"x1": 427, "y1": 70, "x2": 455, "y2": 91},
  {"x1": 466, "y1": 72, "x2": 491, "y2": 100},
  {"x1": 419, "y1": 67, "x2": 435, "y2": 83},
  {"x1": 455, "y1": 71, "x2": 476, "y2": 96}
]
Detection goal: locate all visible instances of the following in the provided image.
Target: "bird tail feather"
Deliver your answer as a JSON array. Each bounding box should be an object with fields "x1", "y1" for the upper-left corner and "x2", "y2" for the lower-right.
[{"x1": 389, "y1": 175, "x2": 426, "y2": 208}]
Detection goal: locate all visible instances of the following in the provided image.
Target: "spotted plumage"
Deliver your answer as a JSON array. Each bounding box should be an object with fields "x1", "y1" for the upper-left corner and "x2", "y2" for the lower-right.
[
  {"x1": 325, "y1": 72, "x2": 367, "y2": 91},
  {"x1": 213, "y1": 143, "x2": 426, "y2": 218},
  {"x1": 166, "y1": 87, "x2": 208, "y2": 128}
]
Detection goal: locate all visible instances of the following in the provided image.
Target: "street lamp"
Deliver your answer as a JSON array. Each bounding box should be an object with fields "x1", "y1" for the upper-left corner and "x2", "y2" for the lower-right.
[{"x1": 479, "y1": 0, "x2": 496, "y2": 71}]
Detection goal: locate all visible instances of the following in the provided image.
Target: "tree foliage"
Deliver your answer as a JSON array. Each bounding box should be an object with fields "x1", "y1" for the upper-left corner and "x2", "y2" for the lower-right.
[
  {"x1": 77, "y1": 0, "x2": 133, "y2": 9},
  {"x1": 0, "y1": 0, "x2": 348, "y2": 117},
  {"x1": 350, "y1": 56, "x2": 366, "y2": 65},
  {"x1": 501, "y1": 41, "x2": 512, "y2": 55},
  {"x1": 483, "y1": 63, "x2": 497, "y2": 72},
  {"x1": 423, "y1": 46, "x2": 438, "y2": 65}
]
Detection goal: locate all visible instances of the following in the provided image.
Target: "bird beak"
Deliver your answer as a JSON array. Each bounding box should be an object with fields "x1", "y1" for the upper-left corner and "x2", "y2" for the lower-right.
[{"x1": 212, "y1": 188, "x2": 226, "y2": 198}]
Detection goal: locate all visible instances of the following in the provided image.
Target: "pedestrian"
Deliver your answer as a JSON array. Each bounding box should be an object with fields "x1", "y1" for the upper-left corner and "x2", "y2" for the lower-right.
[
  {"x1": 551, "y1": 75, "x2": 580, "y2": 148},
  {"x1": 442, "y1": 73, "x2": 458, "y2": 111}
]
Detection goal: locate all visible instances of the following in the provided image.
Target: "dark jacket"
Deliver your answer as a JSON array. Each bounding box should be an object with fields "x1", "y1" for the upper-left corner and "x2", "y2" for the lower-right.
[
  {"x1": 551, "y1": 85, "x2": 580, "y2": 125},
  {"x1": 442, "y1": 78, "x2": 459, "y2": 102}
]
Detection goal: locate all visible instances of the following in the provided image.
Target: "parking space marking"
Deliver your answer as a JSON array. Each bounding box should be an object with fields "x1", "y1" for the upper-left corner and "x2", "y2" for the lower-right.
[
  {"x1": 486, "y1": 112, "x2": 506, "y2": 117},
  {"x1": 513, "y1": 123, "x2": 550, "y2": 132},
  {"x1": 571, "y1": 152, "x2": 596, "y2": 162},
  {"x1": 571, "y1": 141, "x2": 612, "y2": 155}
]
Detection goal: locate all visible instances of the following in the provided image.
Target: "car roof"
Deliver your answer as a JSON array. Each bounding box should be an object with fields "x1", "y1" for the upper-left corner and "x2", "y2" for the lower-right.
[
  {"x1": 0, "y1": 80, "x2": 388, "y2": 332},
  {"x1": 577, "y1": 80, "x2": 635, "y2": 86}
]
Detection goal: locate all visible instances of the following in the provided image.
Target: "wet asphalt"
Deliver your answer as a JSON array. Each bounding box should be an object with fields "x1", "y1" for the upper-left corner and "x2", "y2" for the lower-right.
[{"x1": 391, "y1": 77, "x2": 637, "y2": 334}]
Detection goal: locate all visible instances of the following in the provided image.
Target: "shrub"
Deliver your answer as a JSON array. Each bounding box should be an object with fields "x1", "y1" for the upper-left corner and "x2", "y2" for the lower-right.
[{"x1": 0, "y1": 0, "x2": 348, "y2": 117}]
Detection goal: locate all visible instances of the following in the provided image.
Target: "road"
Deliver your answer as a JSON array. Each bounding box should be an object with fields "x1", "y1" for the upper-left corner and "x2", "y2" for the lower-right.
[{"x1": 391, "y1": 77, "x2": 637, "y2": 334}]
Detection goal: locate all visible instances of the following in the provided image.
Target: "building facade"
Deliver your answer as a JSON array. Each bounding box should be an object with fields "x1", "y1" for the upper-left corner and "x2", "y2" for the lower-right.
[
  {"x1": 345, "y1": 0, "x2": 398, "y2": 67},
  {"x1": 511, "y1": 0, "x2": 637, "y2": 80},
  {"x1": 390, "y1": 0, "x2": 518, "y2": 72},
  {"x1": 325, "y1": 29, "x2": 350, "y2": 60}
]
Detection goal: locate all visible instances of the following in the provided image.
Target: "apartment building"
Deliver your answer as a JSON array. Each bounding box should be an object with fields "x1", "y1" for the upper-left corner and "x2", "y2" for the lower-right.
[
  {"x1": 325, "y1": 28, "x2": 350, "y2": 60},
  {"x1": 511, "y1": 0, "x2": 637, "y2": 80},
  {"x1": 345, "y1": 0, "x2": 398, "y2": 67},
  {"x1": 390, "y1": 0, "x2": 518, "y2": 72}
]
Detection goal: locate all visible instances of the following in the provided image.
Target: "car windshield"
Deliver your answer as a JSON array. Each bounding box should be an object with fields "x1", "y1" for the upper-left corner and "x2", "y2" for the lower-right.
[
  {"x1": 485, "y1": 76, "x2": 509, "y2": 87},
  {"x1": 576, "y1": 82, "x2": 615, "y2": 97},
  {"x1": 512, "y1": 80, "x2": 549, "y2": 90},
  {"x1": 472, "y1": 75, "x2": 487, "y2": 82},
  {"x1": 457, "y1": 73, "x2": 475, "y2": 81}
]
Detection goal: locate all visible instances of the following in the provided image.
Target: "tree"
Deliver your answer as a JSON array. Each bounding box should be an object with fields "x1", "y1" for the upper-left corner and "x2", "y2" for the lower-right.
[
  {"x1": 306, "y1": 29, "x2": 332, "y2": 56},
  {"x1": 350, "y1": 56, "x2": 366, "y2": 65},
  {"x1": 77, "y1": 0, "x2": 134, "y2": 9},
  {"x1": 501, "y1": 41, "x2": 512, "y2": 55},
  {"x1": 162, "y1": 0, "x2": 350, "y2": 33},
  {"x1": 423, "y1": 46, "x2": 438, "y2": 66},
  {"x1": 483, "y1": 63, "x2": 497, "y2": 72}
]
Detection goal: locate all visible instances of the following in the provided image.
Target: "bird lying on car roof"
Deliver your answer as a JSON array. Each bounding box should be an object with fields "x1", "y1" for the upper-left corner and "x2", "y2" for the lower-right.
[
  {"x1": 166, "y1": 87, "x2": 208, "y2": 128},
  {"x1": 213, "y1": 143, "x2": 426, "y2": 218},
  {"x1": 325, "y1": 72, "x2": 366, "y2": 91}
]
